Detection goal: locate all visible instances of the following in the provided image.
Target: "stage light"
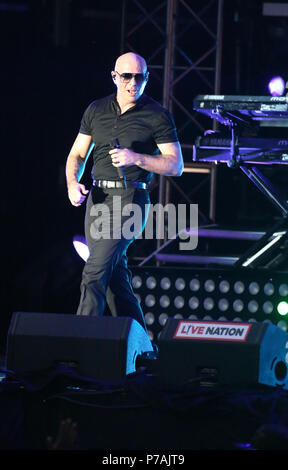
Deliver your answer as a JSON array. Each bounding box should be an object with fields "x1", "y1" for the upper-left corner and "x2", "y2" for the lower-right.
[
  {"x1": 146, "y1": 276, "x2": 157, "y2": 289},
  {"x1": 159, "y1": 313, "x2": 168, "y2": 326},
  {"x1": 144, "y1": 312, "x2": 155, "y2": 325},
  {"x1": 248, "y1": 300, "x2": 259, "y2": 313},
  {"x1": 188, "y1": 314, "x2": 198, "y2": 320},
  {"x1": 73, "y1": 235, "x2": 89, "y2": 261},
  {"x1": 279, "y1": 284, "x2": 288, "y2": 296},
  {"x1": 203, "y1": 297, "x2": 214, "y2": 310},
  {"x1": 190, "y1": 278, "x2": 200, "y2": 291},
  {"x1": 135, "y1": 293, "x2": 141, "y2": 303},
  {"x1": 218, "y1": 298, "x2": 229, "y2": 311},
  {"x1": 160, "y1": 295, "x2": 170, "y2": 308},
  {"x1": 145, "y1": 294, "x2": 156, "y2": 307},
  {"x1": 249, "y1": 282, "x2": 260, "y2": 295},
  {"x1": 264, "y1": 282, "x2": 275, "y2": 296},
  {"x1": 234, "y1": 281, "x2": 245, "y2": 294},
  {"x1": 263, "y1": 301, "x2": 273, "y2": 314},
  {"x1": 174, "y1": 296, "x2": 185, "y2": 308},
  {"x1": 174, "y1": 313, "x2": 183, "y2": 319},
  {"x1": 131, "y1": 268, "x2": 288, "y2": 340},
  {"x1": 132, "y1": 276, "x2": 142, "y2": 289},
  {"x1": 203, "y1": 315, "x2": 213, "y2": 321},
  {"x1": 268, "y1": 76, "x2": 285, "y2": 96},
  {"x1": 219, "y1": 280, "x2": 230, "y2": 293},
  {"x1": 277, "y1": 320, "x2": 288, "y2": 331},
  {"x1": 189, "y1": 296, "x2": 199, "y2": 309},
  {"x1": 218, "y1": 316, "x2": 228, "y2": 321},
  {"x1": 277, "y1": 301, "x2": 288, "y2": 316},
  {"x1": 175, "y1": 278, "x2": 186, "y2": 290},
  {"x1": 204, "y1": 279, "x2": 215, "y2": 292},
  {"x1": 233, "y1": 299, "x2": 244, "y2": 312},
  {"x1": 160, "y1": 277, "x2": 171, "y2": 290}
]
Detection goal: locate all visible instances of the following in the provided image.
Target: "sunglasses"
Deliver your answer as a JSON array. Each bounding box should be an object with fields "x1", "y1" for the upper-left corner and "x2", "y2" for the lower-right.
[{"x1": 114, "y1": 70, "x2": 149, "y2": 84}]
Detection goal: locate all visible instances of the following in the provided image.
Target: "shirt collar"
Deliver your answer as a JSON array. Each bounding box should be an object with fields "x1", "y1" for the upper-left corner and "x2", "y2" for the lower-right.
[{"x1": 111, "y1": 93, "x2": 147, "y2": 113}]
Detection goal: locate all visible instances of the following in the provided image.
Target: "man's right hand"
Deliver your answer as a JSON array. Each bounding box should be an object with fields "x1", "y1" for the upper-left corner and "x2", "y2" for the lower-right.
[{"x1": 68, "y1": 182, "x2": 89, "y2": 207}]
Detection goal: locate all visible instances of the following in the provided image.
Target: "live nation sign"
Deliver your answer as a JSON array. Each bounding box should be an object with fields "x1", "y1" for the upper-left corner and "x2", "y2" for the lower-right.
[{"x1": 174, "y1": 321, "x2": 252, "y2": 341}]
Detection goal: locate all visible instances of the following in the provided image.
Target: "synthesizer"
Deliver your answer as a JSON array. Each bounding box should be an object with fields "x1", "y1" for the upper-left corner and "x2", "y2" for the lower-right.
[
  {"x1": 193, "y1": 134, "x2": 288, "y2": 165},
  {"x1": 193, "y1": 95, "x2": 288, "y2": 125}
]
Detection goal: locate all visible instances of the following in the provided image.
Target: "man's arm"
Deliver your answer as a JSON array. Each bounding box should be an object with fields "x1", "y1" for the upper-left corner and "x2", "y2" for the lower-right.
[
  {"x1": 109, "y1": 141, "x2": 184, "y2": 177},
  {"x1": 65, "y1": 133, "x2": 92, "y2": 206}
]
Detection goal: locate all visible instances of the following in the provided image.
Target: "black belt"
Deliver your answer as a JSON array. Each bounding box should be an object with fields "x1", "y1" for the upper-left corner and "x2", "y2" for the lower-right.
[{"x1": 93, "y1": 179, "x2": 148, "y2": 189}]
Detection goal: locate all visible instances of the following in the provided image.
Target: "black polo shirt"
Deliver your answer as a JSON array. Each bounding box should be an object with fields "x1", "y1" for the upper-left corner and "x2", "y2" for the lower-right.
[{"x1": 79, "y1": 93, "x2": 179, "y2": 183}]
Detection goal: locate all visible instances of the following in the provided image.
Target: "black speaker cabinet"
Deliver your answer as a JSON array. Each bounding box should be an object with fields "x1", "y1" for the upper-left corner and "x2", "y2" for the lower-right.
[
  {"x1": 156, "y1": 319, "x2": 288, "y2": 390},
  {"x1": 6, "y1": 312, "x2": 153, "y2": 381}
]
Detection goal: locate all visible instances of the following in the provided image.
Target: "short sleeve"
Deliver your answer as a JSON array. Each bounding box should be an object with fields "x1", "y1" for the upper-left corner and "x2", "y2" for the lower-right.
[
  {"x1": 79, "y1": 103, "x2": 94, "y2": 135},
  {"x1": 152, "y1": 110, "x2": 179, "y2": 144}
]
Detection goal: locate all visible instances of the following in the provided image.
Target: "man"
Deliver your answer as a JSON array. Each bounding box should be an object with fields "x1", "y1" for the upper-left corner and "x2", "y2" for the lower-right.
[{"x1": 65, "y1": 52, "x2": 183, "y2": 333}]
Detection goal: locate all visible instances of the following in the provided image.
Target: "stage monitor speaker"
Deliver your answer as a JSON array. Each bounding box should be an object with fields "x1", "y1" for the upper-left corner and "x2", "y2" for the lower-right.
[
  {"x1": 5, "y1": 312, "x2": 153, "y2": 381},
  {"x1": 156, "y1": 319, "x2": 288, "y2": 390}
]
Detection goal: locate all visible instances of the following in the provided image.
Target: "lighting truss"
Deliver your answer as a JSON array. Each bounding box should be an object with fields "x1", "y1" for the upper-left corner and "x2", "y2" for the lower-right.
[
  {"x1": 131, "y1": 266, "x2": 288, "y2": 341},
  {"x1": 121, "y1": 0, "x2": 223, "y2": 133},
  {"x1": 120, "y1": 0, "x2": 224, "y2": 236}
]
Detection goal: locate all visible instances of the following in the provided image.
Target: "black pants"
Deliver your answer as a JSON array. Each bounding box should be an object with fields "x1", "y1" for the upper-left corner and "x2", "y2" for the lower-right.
[{"x1": 76, "y1": 185, "x2": 150, "y2": 332}]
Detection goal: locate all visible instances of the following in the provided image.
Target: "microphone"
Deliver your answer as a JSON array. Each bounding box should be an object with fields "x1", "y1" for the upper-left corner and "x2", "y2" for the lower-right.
[{"x1": 114, "y1": 138, "x2": 127, "y2": 189}]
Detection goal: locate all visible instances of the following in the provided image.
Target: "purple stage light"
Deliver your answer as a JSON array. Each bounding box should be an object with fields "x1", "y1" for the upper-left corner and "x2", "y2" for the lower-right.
[
  {"x1": 73, "y1": 235, "x2": 89, "y2": 261},
  {"x1": 268, "y1": 76, "x2": 285, "y2": 96}
]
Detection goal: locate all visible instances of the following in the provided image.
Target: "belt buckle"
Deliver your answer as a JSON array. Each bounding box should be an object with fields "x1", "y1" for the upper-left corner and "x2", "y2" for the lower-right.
[{"x1": 93, "y1": 180, "x2": 147, "y2": 189}]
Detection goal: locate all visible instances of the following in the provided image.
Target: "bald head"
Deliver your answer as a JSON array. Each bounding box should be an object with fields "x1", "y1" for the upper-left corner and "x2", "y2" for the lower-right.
[
  {"x1": 114, "y1": 52, "x2": 147, "y2": 74},
  {"x1": 112, "y1": 52, "x2": 149, "y2": 109}
]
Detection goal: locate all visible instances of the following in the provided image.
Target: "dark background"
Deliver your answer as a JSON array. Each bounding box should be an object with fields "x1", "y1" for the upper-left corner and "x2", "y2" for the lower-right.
[{"x1": 1, "y1": 0, "x2": 288, "y2": 353}]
